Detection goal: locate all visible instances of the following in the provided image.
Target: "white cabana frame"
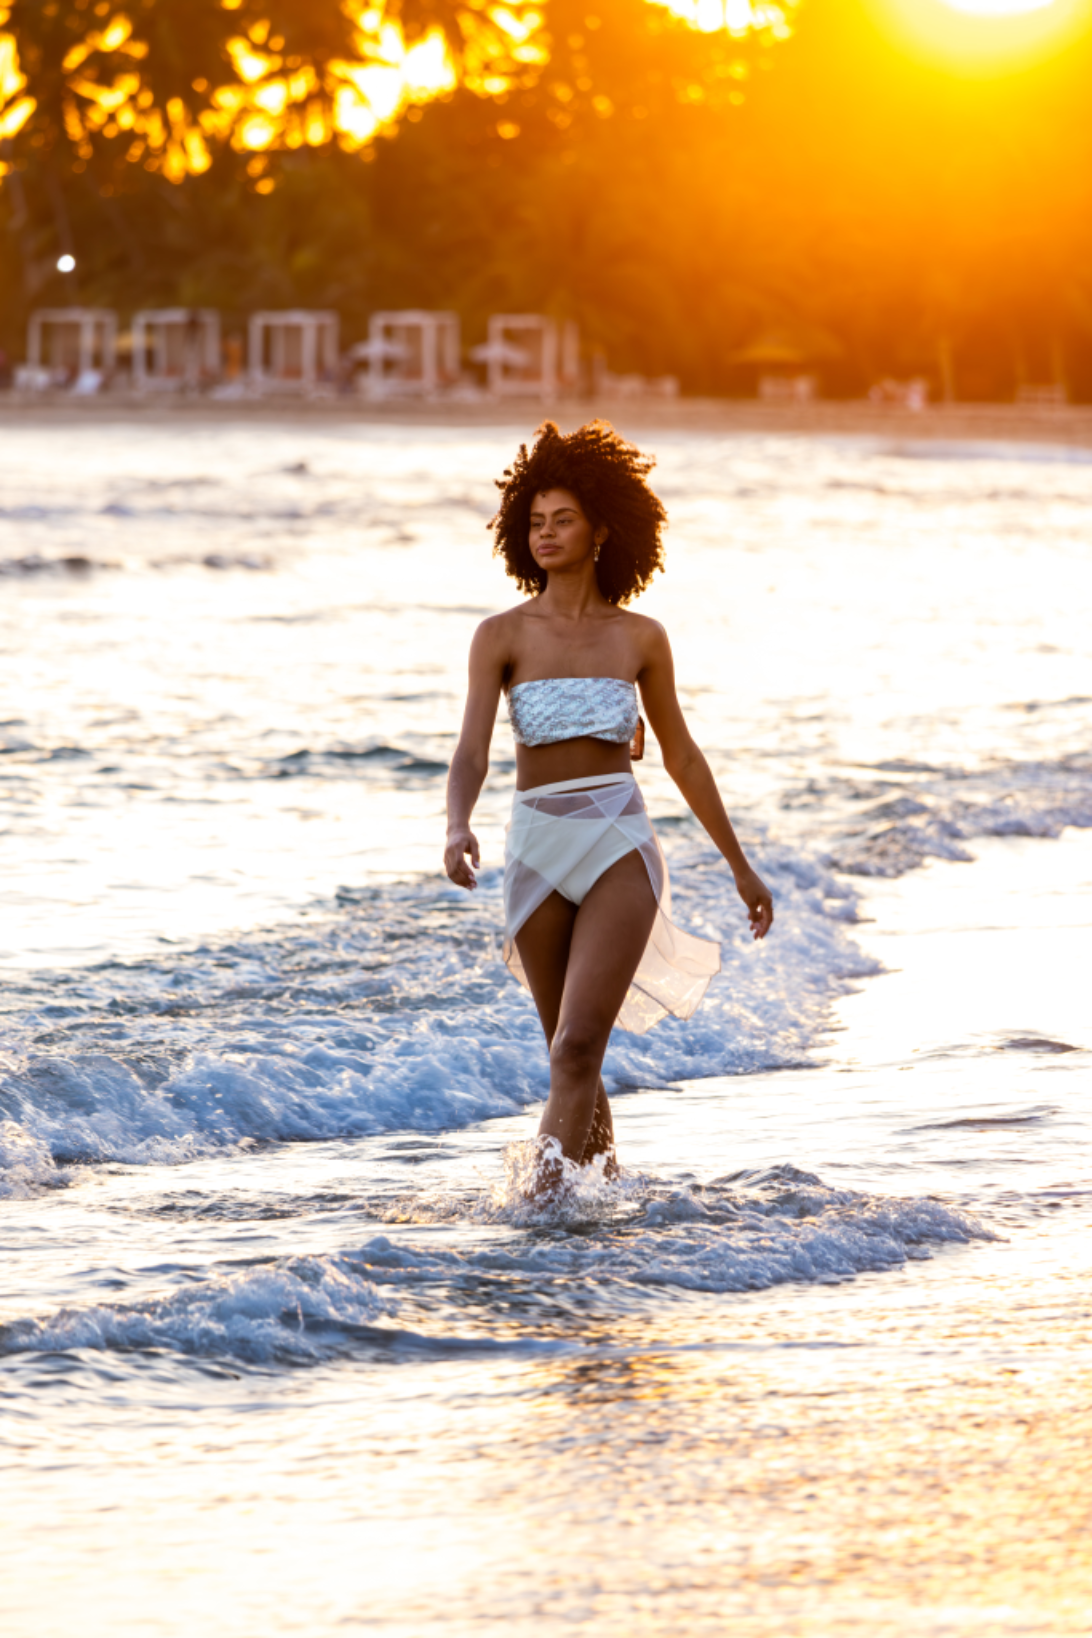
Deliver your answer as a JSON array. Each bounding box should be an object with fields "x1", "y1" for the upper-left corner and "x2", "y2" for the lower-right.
[
  {"x1": 25, "y1": 308, "x2": 118, "y2": 386},
  {"x1": 472, "y1": 315, "x2": 570, "y2": 398},
  {"x1": 352, "y1": 310, "x2": 460, "y2": 398},
  {"x1": 132, "y1": 308, "x2": 220, "y2": 391},
  {"x1": 248, "y1": 310, "x2": 339, "y2": 393},
  {"x1": 559, "y1": 320, "x2": 580, "y2": 393}
]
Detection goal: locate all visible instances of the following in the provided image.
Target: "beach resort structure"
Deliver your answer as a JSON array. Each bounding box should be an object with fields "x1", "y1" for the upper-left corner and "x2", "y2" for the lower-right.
[
  {"x1": 470, "y1": 315, "x2": 580, "y2": 398},
  {"x1": 730, "y1": 329, "x2": 838, "y2": 404},
  {"x1": 13, "y1": 303, "x2": 673, "y2": 403},
  {"x1": 132, "y1": 308, "x2": 220, "y2": 392},
  {"x1": 591, "y1": 352, "x2": 679, "y2": 401},
  {"x1": 248, "y1": 310, "x2": 339, "y2": 393},
  {"x1": 758, "y1": 373, "x2": 818, "y2": 404},
  {"x1": 21, "y1": 307, "x2": 118, "y2": 389},
  {"x1": 350, "y1": 310, "x2": 460, "y2": 398}
]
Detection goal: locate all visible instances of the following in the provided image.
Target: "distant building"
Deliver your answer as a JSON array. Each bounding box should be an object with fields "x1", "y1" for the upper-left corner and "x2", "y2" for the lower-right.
[
  {"x1": 471, "y1": 316, "x2": 579, "y2": 398},
  {"x1": 869, "y1": 378, "x2": 929, "y2": 411},
  {"x1": 350, "y1": 311, "x2": 460, "y2": 399},
  {"x1": 591, "y1": 352, "x2": 679, "y2": 401},
  {"x1": 21, "y1": 308, "x2": 118, "y2": 391},
  {"x1": 132, "y1": 309, "x2": 220, "y2": 392},
  {"x1": 1015, "y1": 383, "x2": 1067, "y2": 407},
  {"x1": 729, "y1": 329, "x2": 840, "y2": 402},
  {"x1": 759, "y1": 374, "x2": 817, "y2": 404},
  {"x1": 249, "y1": 311, "x2": 339, "y2": 394}
]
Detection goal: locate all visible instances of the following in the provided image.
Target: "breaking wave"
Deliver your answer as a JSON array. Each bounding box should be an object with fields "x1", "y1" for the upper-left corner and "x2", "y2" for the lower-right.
[
  {"x1": 781, "y1": 752, "x2": 1092, "y2": 878},
  {"x1": 0, "y1": 841, "x2": 872, "y2": 1189},
  {"x1": 0, "y1": 1165, "x2": 993, "y2": 1367},
  {"x1": 0, "y1": 1255, "x2": 390, "y2": 1366}
]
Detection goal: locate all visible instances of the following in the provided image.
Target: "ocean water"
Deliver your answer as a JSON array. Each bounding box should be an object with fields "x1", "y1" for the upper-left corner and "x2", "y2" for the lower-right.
[{"x1": 1, "y1": 418, "x2": 1091, "y2": 1635}]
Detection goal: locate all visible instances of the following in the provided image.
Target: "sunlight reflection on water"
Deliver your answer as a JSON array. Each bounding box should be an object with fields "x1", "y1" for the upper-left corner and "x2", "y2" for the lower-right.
[{"x1": 2, "y1": 421, "x2": 1092, "y2": 1636}]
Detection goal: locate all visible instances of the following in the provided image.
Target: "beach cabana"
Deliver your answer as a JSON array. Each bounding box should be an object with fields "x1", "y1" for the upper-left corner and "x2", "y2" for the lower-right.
[
  {"x1": 352, "y1": 311, "x2": 460, "y2": 398},
  {"x1": 248, "y1": 311, "x2": 339, "y2": 393},
  {"x1": 25, "y1": 308, "x2": 117, "y2": 388},
  {"x1": 132, "y1": 309, "x2": 220, "y2": 391},
  {"x1": 591, "y1": 352, "x2": 679, "y2": 400},
  {"x1": 472, "y1": 316, "x2": 565, "y2": 398},
  {"x1": 729, "y1": 328, "x2": 840, "y2": 401},
  {"x1": 559, "y1": 320, "x2": 581, "y2": 393}
]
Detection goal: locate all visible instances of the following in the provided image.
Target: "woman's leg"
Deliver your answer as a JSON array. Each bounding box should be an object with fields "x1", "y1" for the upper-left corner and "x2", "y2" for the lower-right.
[
  {"x1": 513, "y1": 891, "x2": 613, "y2": 1159},
  {"x1": 516, "y1": 849, "x2": 657, "y2": 1183},
  {"x1": 581, "y1": 1080, "x2": 616, "y2": 1169}
]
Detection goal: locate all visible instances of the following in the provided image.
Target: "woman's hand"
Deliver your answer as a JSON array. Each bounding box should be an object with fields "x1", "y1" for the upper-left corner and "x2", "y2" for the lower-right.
[
  {"x1": 444, "y1": 826, "x2": 480, "y2": 891},
  {"x1": 734, "y1": 864, "x2": 773, "y2": 940}
]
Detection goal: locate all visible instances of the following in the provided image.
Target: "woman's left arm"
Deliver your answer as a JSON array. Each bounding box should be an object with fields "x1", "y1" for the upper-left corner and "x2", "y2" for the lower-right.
[{"x1": 637, "y1": 622, "x2": 773, "y2": 940}]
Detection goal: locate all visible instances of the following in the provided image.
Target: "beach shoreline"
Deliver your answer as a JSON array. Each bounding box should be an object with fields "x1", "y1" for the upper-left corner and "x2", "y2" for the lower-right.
[
  {"x1": 5, "y1": 832, "x2": 1091, "y2": 1637},
  {"x1": 4, "y1": 391, "x2": 1092, "y2": 449},
  {"x1": 4, "y1": 419, "x2": 1092, "y2": 1636}
]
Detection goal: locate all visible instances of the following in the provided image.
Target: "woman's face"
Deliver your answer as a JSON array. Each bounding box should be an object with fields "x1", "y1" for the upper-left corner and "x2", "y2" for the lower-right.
[{"x1": 528, "y1": 488, "x2": 606, "y2": 574}]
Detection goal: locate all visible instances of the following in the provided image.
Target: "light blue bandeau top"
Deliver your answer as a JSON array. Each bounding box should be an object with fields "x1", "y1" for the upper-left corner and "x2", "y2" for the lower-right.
[{"x1": 508, "y1": 677, "x2": 640, "y2": 748}]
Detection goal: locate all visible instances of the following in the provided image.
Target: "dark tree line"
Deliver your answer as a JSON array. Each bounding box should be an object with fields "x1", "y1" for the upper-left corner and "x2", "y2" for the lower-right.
[{"x1": 2, "y1": 0, "x2": 1091, "y2": 398}]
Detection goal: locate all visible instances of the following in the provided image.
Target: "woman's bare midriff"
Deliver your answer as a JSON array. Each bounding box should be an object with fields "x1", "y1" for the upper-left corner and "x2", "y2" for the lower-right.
[{"x1": 515, "y1": 737, "x2": 632, "y2": 791}]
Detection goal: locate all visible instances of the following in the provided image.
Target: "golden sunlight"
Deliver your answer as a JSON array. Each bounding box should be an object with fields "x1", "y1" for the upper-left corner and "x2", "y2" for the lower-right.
[
  {"x1": 941, "y1": 0, "x2": 1056, "y2": 11},
  {"x1": 656, "y1": 0, "x2": 792, "y2": 35},
  {"x1": 879, "y1": 0, "x2": 1092, "y2": 70}
]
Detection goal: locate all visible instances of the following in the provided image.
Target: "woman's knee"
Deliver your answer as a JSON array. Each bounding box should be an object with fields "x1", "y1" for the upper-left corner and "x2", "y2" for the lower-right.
[{"x1": 550, "y1": 1020, "x2": 607, "y2": 1081}]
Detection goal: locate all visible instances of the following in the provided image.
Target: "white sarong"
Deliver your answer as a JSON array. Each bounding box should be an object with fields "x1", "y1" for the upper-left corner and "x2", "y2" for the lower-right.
[{"x1": 502, "y1": 773, "x2": 721, "y2": 1034}]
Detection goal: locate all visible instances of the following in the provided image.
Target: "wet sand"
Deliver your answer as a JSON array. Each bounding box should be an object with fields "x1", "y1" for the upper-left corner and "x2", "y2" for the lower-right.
[{"x1": 3, "y1": 390, "x2": 1092, "y2": 449}]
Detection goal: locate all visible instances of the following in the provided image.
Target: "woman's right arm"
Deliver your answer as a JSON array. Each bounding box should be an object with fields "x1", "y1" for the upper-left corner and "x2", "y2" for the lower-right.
[{"x1": 444, "y1": 617, "x2": 508, "y2": 890}]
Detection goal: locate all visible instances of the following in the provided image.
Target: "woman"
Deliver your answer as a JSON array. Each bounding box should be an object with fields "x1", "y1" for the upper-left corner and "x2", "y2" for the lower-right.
[{"x1": 444, "y1": 421, "x2": 773, "y2": 1188}]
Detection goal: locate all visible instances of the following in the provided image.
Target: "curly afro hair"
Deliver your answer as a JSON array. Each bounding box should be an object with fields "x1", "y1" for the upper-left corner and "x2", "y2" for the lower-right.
[{"x1": 490, "y1": 420, "x2": 666, "y2": 605}]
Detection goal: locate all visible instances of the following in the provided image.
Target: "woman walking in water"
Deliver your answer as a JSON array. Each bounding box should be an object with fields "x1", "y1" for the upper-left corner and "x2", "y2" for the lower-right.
[{"x1": 444, "y1": 421, "x2": 773, "y2": 1189}]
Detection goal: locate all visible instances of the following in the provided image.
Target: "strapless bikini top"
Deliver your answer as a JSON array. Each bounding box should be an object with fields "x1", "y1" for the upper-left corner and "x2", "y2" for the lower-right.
[{"x1": 508, "y1": 677, "x2": 640, "y2": 748}]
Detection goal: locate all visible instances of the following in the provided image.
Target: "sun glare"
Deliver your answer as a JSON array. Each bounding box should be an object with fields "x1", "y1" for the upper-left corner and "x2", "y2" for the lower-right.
[
  {"x1": 880, "y1": 0, "x2": 1092, "y2": 70},
  {"x1": 941, "y1": 1, "x2": 1055, "y2": 12}
]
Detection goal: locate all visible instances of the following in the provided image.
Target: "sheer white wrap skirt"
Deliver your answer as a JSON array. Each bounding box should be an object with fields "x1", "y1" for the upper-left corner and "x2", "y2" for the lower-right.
[{"x1": 502, "y1": 772, "x2": 721, "y2": 1034}]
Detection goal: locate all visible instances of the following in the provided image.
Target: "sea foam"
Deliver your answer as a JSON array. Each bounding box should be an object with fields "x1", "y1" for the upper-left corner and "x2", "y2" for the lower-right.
[
  {"x1": 0, "y1": 1255, "x2": 390, "y2": 1366},
  {"x1": 0, "y1": 1167, "x2": 992, "y2": 1368},
  {"x1": 0, "y1": 842, "x2": 873, "y2": 1187}
]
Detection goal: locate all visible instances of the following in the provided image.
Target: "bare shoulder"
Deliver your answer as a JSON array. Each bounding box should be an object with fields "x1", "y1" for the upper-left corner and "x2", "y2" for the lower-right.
[
  {"x1": 473, "y1": 603, "x2": 521, "y2": 645},
  {"x1": 619, "y1": 608, "x2": 671, "y2": 662},
  {"x1": 470, "y1": 601, "x2": 536, "y2": 664}
]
